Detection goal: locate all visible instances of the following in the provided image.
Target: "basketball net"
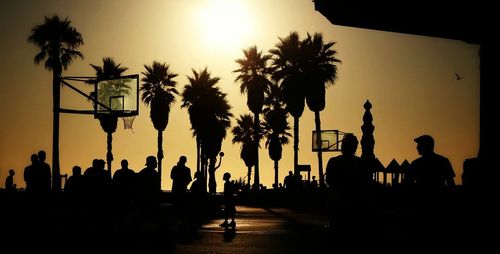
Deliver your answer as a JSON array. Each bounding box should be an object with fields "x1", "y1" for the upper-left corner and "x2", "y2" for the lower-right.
[{"x1": 122, "y1": 116, "x2": 136, "y2": 132}]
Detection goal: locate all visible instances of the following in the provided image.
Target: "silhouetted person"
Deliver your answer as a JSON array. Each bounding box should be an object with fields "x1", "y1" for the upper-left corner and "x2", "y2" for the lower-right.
[
  {"x1": 110, "y1": 159, "x2": 136, "y2": 229},
  {"x1": 461, "y1": 151, "x2": 495, "y2": 249},
  {"x1": 284, "y1": 170, "x2": 294, "y2": 190},
  {"x1": 23, "y1": 153, "x2": 38, "y2": 192},
  {"x1": 462, "y1": 150, "x2": 491, "y2": 196},
  {"x1": 408, "y1": 135, "x2": 457, "y2": 240},
  {"x1": 113, "y1": 159, "x2": 136, "y2": 204},
  {"x1": 136, "y1": 156, "x2": 161, "y2": 220},
  {"x1": 64, "y1": 166, "x2": 85, "y2": 197},
  {"x1": 325, "y1": 134, "x2": 373, "y2": 234},
  {"x1": 311, "y1": 176, "x2": 318, "y2": 189},
  {"x1": 5, "y1": 169, "x2": 16, "y2": 191},
  {"x1": 63, "y1": 165, "x2": 87, "y2": 236},
  {"x1": 84, "y1": 159, "x2": 111, "y2": 196},
  {"x1": 220, "y1": 172, "x2": 236, "y2": 228},
  {"x1": 190, "y1": 171, "x2": 205, "y2": 196},
  {"x1": 296, "y1": 174, "x2": 303, "y2": 191},
  {"x1": 36, "y1": 150, "x2": 52, "y2": 192},
  {"x1": 189, "y1": 171, "x2": 206, "y2": 227},
  {"x1": 408, "y1": 135, "x2": 456, "y2": 191},
  {"x1": 170, "y1": 155, "x2": 192, "y2": 216},
  {"x1": 83, "y1": 159, "x2": 112, "y2": 229}
]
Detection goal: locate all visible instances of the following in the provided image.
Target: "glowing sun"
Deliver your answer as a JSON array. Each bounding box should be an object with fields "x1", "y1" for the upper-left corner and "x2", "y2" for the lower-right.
[{"x1": 196, "y1": 0, "x2": 254, "y2": 49}]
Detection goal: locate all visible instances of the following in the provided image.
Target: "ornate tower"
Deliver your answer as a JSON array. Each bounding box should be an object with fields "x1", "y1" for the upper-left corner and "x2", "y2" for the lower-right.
[
  {"x1": 361, "y1": 100, "x2": 383, "y2": 181},
  {"x1": 361, "y1": 100, "x2": 375, "y2": 160}
]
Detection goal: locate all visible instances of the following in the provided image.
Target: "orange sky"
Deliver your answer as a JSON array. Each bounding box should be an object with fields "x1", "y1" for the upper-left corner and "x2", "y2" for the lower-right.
[{"x1": 0, "y1": 0, "x2": 480, "y2": 191}]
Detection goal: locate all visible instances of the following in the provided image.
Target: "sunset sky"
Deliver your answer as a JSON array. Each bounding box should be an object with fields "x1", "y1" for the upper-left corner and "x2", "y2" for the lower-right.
[{"x1": 0, "y1": 0, "x2": 480, "y2": 191}]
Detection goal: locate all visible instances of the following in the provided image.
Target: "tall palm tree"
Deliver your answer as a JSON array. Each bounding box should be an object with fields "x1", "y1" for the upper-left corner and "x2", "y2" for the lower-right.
[
  {"x1": 182, "y1": 68, "x2": 221, "y2": 175},
  {"x1": 263, "y1": 109, "x2": 291, "y2": 189},
  {"x1": 302, "y1": 33, "x2": 340, "y2": 187},
  {"x1": 269, "y1": 32, "x2": 304, "y2": 176},
  {"x1": 183, "y1": 68, "x2": 232, "y2": 193},
  {"x1": 263, "y1": 83, "x2": 291, "y2": 189},
  {"x1": 28, "y1": 15, "x2": 84, "y2": 191},
  {"x1": 204, "y1": 109, "x2": 232, "y2": 194},
  {"x1": 140, "y1": 61, "x2": 178, "y2": 187},
  {"x1": 232, "y1": 114, "x2": 259, "y2": 187},
  {"x1": 234, "y1": 46, "x2": 272, "y2": 189},
  {"x1": 89, "y1": 57, "x2": 129, "y2": 177}
]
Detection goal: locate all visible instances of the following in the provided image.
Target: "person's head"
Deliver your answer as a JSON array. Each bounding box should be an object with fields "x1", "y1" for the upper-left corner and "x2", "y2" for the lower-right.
[
  {"x1": 9, "y1": 169, "x2": 15, "y2": 175},
  {"x1": 98, "y1": 159, "x2": 106, "y2": 169},
  {"x1": 92, "y1": 159, "x2": 99, "y2": 168},
  {"x1": 37, "y1": 150, "x2": 46, "y2": 162},
  {"x1": 146, "y1": 156, "x2": 157, "y2": 168},
  {"x1": 121, "y1": 159, "x2": 128, "y2": 168},
  {"x1": 194, "y1": 171, "x2": 202, "y2": 179},
  {"x1": 30, "y1": 153, "x2": 38, "y2": 163},
  {"x1": 223, "y1": 172, "x2": 231, "y2": 181},
  {"x1": 341, "y1": 134, "x2": 358, "y2": 155},
  {"x1": 178, "y1": 156, "x2": 187, "y2": 165},
  {"x1": 288, "y1": 171, "x2": 293, "y2": 176},
  {"x1": 72, "y1": 166, "x2": 81, "y2": 176},
  {"x1": 414, "y1": 134, "x2": 434, "y2": 156}
]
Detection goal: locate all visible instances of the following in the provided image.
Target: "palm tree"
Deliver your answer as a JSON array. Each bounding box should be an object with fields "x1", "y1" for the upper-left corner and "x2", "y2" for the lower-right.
[
  {"x1": 302, "y1": 33, "x2": 340, "y2": 187},
  {"x1": 203, "y1": 109, "x2": 232, "y2": 194},
  {"x1": 89, "y1": 57, "x2": 129, "y2": 176},
  {"x1": 183, "y1": 68, "x2": 232, "y2": 193},
  {"x1": 28, "y1": 15, "x2": 84, "y2": 191},
  {"x1": 263, "y1": 83, "x2": 291, "y2": 189},
  {"x1": 182, "y1": 68, "x2": 221, "y2": 176},
  {"x1": 269, "y1": 32, "x2": 304, "y2": 176},
  {"x1": 140, "y1": 61, "x2": 178, "y2": 186},
  {"x1": 232, "y1": 114, "x2": 259, "y2": 187},
  {"x1": 263, "y1": 110, "x2": 291, "y2": 189},
  {"x1": 234, "y1": 46, "x2": 272, "y2": 189}
]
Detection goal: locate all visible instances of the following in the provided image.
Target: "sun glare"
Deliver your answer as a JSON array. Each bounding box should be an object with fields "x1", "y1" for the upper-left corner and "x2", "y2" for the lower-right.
[{"x1": 196, "y1": 0, "x2": 254, "y2": 49}]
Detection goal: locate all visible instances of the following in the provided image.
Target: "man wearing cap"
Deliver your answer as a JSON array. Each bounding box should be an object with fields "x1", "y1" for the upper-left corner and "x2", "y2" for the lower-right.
[
  {"x1": 409, "y1": 136, "x2": 457, "y2": 240},
  {"x1": 409, "y1": 134, "x2": 456, "y2": 191},
  {"x1": 136, "y1": 156, "x2": 161, "y2": 213}
]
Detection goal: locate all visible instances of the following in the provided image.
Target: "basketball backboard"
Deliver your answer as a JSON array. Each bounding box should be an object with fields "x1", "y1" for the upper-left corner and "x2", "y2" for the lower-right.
[
  {"x1": 94, "y1": 74, "x2": 139, "y2": 117},
  {"x1": 312, "y1": 130, "x2": 340, "y2": 152}
]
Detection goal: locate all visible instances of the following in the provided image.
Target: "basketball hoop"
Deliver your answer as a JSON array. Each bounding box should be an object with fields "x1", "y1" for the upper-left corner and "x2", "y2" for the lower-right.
[{"x1": 122, "y1": 115, "x2": 136, "y2": 132}]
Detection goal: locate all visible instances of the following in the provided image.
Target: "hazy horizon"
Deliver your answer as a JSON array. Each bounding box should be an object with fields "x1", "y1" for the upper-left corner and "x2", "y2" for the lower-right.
[{"x1": 0, "y1": 0, "x2": 480, "y2": 191}]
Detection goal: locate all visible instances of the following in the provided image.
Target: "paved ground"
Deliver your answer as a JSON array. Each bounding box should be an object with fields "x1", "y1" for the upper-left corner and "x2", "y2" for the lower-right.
[
  {"x1": 2, "y1": 190, "x2": 495, "y2": 253},
  {"x1": 171, "y1": 206, "x2": 329, "y2": 254}
]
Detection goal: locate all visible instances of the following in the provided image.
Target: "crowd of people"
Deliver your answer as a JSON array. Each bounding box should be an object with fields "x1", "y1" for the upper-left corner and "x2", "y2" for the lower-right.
[{"x1": 2, "y1": 133, "x2": 484, "y2": 237}]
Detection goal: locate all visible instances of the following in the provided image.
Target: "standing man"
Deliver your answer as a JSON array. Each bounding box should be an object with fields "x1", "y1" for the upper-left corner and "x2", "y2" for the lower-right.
[
  {"x1": 36, "y1": 150, "x2": 52, "y2": 192},
  {"x1": 408, "y1": 135, "x2": 456, "y2": 191},
  {"x1": 325, "y1": 133, "x2": 373, "y2": 233},
  {"x1": 24, "y1": 153, "x2": 38, "y2": 192},
  {"x1": 136, "y1": 156, "x2": 161, "y2": 220},
  {"x1": 170, "y1": 156, "x2": 192, "y2": 217},
  {"x1": 5, "y1": 169, "x2": 16, "y2": 191},
  {"x1": 408, "y1": 134, "x2": 457, "y2": 237}
]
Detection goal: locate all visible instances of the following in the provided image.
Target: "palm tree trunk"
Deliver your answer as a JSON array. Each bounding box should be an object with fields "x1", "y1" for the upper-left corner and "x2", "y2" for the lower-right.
[
  {"x1": 314, "y1": 111, "x2": 324, "y2": 188},
  {"x1": 293, "y1": 116, "x2": 299, "y2": 175},
  {"x1": 196, "y1": 137, "x2": 201, "y2": 173},
  {"x1": 247, "y1": 166, "x2": 252, "y2": 187},
  {"x1": 52, "y1": 71, "x2": 61, "y2": 191},
  {"x1": 208, "y1": 157, "x2": 216, "y2": 194},
  {"x1": 254, "y1": 113, "x2": 260, "y2": 189},
  {"x1": 274, "y1": 160, "x2": 279, "y2": 189},
  {"x1": 157, "y1": 130, "x2": 163, "y2": 188},
  {"x1": 106, "y1": 131, "x2": 113, "y2": 178},
  {"x1": 202, "y1": 153, "x2": 208, "y2": 192}
]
